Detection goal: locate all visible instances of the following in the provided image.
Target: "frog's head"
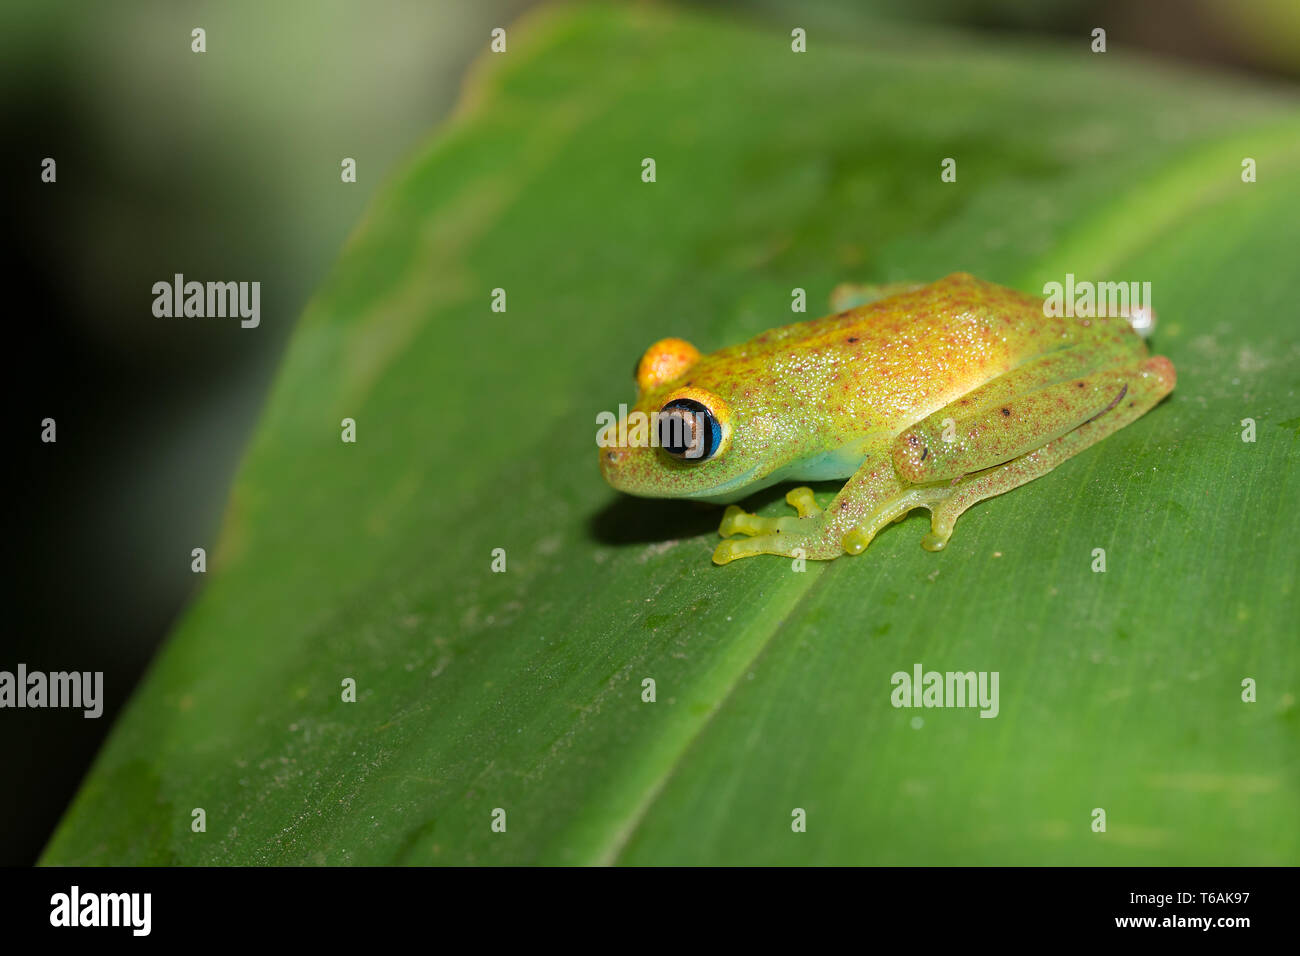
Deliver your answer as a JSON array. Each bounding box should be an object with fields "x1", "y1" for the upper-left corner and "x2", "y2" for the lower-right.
[{"x1": 598, "y1": 337, "x2": 779, "y2": 504}]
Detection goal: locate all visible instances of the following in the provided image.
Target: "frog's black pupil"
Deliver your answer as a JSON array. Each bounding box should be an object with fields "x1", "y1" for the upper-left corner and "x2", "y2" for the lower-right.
[{"x1": 659, "y1": 398, "x2": 717, "y2": 461}]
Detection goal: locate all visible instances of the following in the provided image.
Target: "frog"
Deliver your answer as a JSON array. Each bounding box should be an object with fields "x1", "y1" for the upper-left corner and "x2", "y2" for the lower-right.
[{"x1": 598, "y1": 273, "x2": 1175, "y2": 565}]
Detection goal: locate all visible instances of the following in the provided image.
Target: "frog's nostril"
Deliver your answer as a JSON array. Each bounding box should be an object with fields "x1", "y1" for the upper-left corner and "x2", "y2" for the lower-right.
[{"x1": 599, "y1": 447, "x2": 631, "y2": 488}]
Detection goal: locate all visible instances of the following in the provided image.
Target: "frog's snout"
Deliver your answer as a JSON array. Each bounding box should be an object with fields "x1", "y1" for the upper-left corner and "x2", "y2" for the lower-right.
[
  {"x1": 599, "y1": 442, "x2": 659, "y2": 496},
  {"x1": 598, "y1": 445, "x2": 630, "y2": 487}
]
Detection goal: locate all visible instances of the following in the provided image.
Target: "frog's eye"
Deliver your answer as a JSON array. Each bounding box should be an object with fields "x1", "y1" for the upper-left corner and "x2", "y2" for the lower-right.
[
  {"x1": 658, "y1": 398, "x2": 723, "y2": 461},
  {"x1": 636, "y1": 338, "x2": 700, "y2": 394}
]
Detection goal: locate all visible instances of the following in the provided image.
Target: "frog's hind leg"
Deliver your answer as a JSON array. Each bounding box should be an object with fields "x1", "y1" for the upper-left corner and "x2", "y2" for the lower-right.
[
  {"x1": 891, "y1": 346, "x2": 1133, "y2": 487},
  {"x1": 912, "y1": 355, "x2": 1175, "y2": 551}
]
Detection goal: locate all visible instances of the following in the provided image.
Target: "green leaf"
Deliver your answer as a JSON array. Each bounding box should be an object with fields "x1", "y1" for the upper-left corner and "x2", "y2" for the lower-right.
[{"x1": 44, "y1": 4, "x2": 1300, "y2": 865}]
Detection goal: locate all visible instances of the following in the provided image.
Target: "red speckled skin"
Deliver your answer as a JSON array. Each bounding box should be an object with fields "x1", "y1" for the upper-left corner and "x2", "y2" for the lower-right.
[{"x1": 599, "y1": 273, "x2": 1175, "y2": 562}]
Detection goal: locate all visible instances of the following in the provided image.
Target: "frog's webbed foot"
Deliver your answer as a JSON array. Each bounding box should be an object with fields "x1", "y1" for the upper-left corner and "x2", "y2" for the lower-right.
[
  {"x1": 714, "y1": 488, "x2": 837, "y2": 564},
  {"x1": 837, "y1": 486, "x2": 953, "y2": 555},
  {"x1": 718, "y1": 487, "x2": 821, "y2": 537},
  {"x1": 714, "y1": 478, "x2": 963, "y2": 563}
]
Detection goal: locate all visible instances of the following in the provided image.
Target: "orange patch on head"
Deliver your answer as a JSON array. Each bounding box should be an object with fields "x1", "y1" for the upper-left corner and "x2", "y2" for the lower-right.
[{"x1": 636, "y1": 338, "x2": 700, "y2": 393}]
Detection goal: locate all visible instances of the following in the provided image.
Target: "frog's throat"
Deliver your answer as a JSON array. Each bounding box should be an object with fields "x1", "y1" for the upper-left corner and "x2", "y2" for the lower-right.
[
  {"x1": 686, "y1": 446, "x2": 867, "y2": 505},
  {"x1": 684, "y1": 465, "x2": 766, "y2": 505}
]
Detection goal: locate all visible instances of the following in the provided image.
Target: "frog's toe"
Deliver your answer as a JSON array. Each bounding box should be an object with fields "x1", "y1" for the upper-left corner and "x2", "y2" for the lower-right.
[
  {"x1": 921, "y1": 504, "x2": 959, "y2": 551},
  {"x1": 713, "y1": 536, "x2": 756, "y2": 564},
  {"x1": 718, "y1": 505, "x2": 754, "y2": 537},
  {"x1": 841, "y1": 527, "x2": 873, "y2": 555},
  {"x1": 712, "y1": 532, "x2": 815, "y2": 564},
  {"x1": 921, "y1": 530, "x2": 950, "y2": 551},
  {"x1": 718, "y1": 505, "x2": 777, "y2": 537},
  {"x1": 718, "y1": 504, "x2": 804, "y2": 538},
  {"x1": 785, "y1": 487, "x2": 822, "y2": 518}
]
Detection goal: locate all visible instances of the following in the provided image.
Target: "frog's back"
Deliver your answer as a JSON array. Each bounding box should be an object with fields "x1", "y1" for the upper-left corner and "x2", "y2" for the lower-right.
[
  {"x1": 817, "y1": 272, "x2": 1049, "y2": 344},
  {"x1": 735, "y1": 274, "x2": 1041, "y2": 354},
  {"x1": 689, "y1": 274, "x2": 1141, "y2": 437},
  {"x1": 713, "y1": 275, "x2": 1044, "y2": 418}
]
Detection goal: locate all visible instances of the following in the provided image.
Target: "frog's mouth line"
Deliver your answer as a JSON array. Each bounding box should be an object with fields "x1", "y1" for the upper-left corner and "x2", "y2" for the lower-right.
[
  {"x1": 681, "y1": 464, "x2": 763, "y2": 504},
  {"x1": 676, "y1": 442, "x2": 868, "y2": 505}
]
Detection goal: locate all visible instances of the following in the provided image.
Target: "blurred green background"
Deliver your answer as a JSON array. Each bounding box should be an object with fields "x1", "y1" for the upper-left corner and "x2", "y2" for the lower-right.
[{"x1": 7, "y1": 0, "x2": 1298, "y2": 865}]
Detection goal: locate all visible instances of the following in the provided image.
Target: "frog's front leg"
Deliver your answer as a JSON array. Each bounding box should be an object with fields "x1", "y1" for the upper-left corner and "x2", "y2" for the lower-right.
[
  {"x1": 714, "y1": 488, "x2": 838, "y2": 564},
  {"x1": 713, "y1": 443, "x2": 916, "y2": 564}
]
